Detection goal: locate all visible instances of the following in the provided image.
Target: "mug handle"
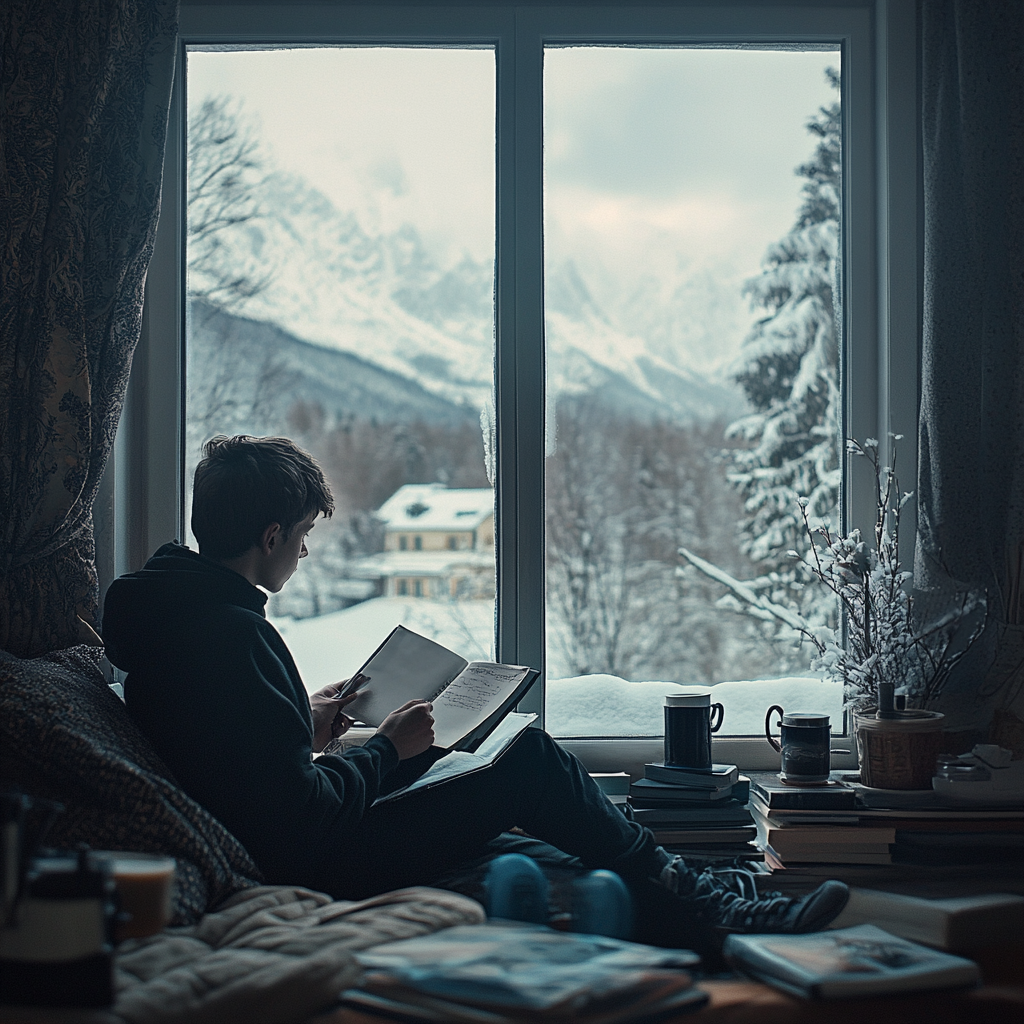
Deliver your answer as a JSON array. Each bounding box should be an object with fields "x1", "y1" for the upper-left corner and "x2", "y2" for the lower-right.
[
  {"x1": 764, "y1": 705, "x2": 784, "y2": 753},
  {"x1": 710, "y1": 702, "x2": 725, "y2": 733}
]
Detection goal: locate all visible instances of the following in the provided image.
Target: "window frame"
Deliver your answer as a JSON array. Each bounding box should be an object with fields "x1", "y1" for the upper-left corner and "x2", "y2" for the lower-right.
[{"x1": 112, "y1": 0, "x2": 919, "y2": 767}]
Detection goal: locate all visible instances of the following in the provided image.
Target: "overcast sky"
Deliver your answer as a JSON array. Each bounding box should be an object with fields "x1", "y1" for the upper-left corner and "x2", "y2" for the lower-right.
[{"x1": 189, "y1": 46, "x2": 837, "y2": 363}]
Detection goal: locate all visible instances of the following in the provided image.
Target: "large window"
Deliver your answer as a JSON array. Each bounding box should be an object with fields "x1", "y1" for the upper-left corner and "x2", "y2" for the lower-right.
[{"x1": 123, "y1": 2, "x2": 919, "y2": 756}]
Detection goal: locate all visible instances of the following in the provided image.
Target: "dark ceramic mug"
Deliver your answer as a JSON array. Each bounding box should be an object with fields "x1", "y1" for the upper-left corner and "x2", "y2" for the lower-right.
[
  {"x1": 765, "y1": 706, "x2": 832, "y2": 783},
  {"x1": 664, "y1": 689, "x2": 725, "y2": 771}
]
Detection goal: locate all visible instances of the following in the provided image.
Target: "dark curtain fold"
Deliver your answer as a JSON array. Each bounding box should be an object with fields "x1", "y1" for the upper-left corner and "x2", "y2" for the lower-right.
[
  {"x1": 1, "y1": 0, "x2": 179, "y2": 657},
  {"x1": 916, "y1": 0, "x2": 1024, "y2": 612}
]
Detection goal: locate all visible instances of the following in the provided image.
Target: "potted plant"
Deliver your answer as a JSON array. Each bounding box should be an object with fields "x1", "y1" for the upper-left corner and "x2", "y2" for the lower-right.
[{"x1": 790, "y1": 437, "x2": 985, "y2": 789}]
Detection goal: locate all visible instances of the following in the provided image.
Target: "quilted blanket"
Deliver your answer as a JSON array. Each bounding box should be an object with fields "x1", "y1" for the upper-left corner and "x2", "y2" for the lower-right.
[{"x1": 106, "y1": 884, "x2": 483, "y2": 1024}]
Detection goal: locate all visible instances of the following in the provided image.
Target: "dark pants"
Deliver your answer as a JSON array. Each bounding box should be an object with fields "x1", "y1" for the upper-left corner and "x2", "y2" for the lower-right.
[{"x1": 314, "y1": 728, "x2": 668, "y2": 901}]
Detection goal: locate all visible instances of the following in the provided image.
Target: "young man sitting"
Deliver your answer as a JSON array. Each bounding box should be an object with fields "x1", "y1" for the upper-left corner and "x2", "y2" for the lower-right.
[{"x1": 103, "y1": 435, "x2": 848, "y2": 938}]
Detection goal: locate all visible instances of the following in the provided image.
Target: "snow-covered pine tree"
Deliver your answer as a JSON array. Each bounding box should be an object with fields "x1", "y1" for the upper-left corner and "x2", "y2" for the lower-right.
[{"x1": 726, "y1": 67, "x2": 841, "y2": 628}]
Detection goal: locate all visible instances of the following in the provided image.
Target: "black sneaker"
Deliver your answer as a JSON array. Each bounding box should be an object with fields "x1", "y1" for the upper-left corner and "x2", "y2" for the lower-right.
[{"x1": 659, "y1": 857, "x2": 849, "y2": 934}]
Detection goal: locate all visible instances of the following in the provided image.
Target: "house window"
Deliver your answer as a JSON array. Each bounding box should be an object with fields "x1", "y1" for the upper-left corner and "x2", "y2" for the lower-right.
[
  {"x1": 414, "y1": 580, "x2": 423, "y2": 598},
  {"x1": 413, "y1": 536, "x2": 423, "y2": 552},
  {"x1": 131, "y1": 1, "x2": 915, "y2": 754},
  {"x1": 399, "y1": 536, "x2": 407, "y2": 552},
  {"x1": 397, "y1": 579, "x2": 408, "y2": 597},
  {"x1": 448, "y1": 536, "x2": 458, "y2": 550}
]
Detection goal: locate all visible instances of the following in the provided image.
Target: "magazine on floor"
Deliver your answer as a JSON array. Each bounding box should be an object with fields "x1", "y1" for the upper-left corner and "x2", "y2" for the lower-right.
[
  {"x1": 723, "y1": 923, "x2": 980, "y2": 999},
  {"x1": 342, "y1": 921, "x2": 705, "y2": 1023}
]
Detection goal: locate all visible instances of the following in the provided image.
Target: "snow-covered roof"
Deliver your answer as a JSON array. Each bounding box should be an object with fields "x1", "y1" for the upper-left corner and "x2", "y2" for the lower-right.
[{"x1": 376, "y1": 484, "x2": 493, "y2": 532}]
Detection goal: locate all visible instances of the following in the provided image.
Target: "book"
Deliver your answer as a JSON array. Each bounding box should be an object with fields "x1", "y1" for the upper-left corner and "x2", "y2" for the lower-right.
[
  {"x1": 652, "y1": 826, "x2": 758, "y2": 845},
  {"x1": 338, "y1": 624, "x2": 539, "y2": 752},
  {"x1": 892, "y1": 830, "x2": 1024, "y2": 866},
  {"x1": 759, "y1": 850, "x2": 1024, "y2": 887},
  {"x1": 723, "y1": 924, "x2": 980, "y2": 999},
  {"x1": 747, "y1": 772, "x2": 857, "y2": 810},
  {"x1": 765, "y1": 845, "x2": 892, "y2": 865},
  {"x1": 829, "y1": 888, "x2": 1024, "y2": 951},
  {"x1": 643, "y1": 762, "x2": 738, "y2": 788},
  {"x1": 755, "y1": 815, "x2": 897, "y2": 849},
  {"x1": 346, "y1": 921, "x2": 705, "y2": 1023},
  {"x1": 659, "y1": 844, "x2": 765, "y2": 861},
  {"x1": 373, "y1": 712, "x2": 536, "y2": 804},
  {"x1": 626, "y1": 802, "x2": 753, "y2": 826},
  {"x1": 750, "y1": 793, "x2": 1024, "y2": 823},
  {"x1": 629, "y1": 776, "x2": 749, "y2": 803},
  {"x1": 749, "y1": 794, "x2": 859, "y2": 824},
  {"x1": 770, "y1": 843, "x2": 888, "y2": 860},
  {"x1": 589, "y1": 772, "x2": 631, "y2": 796}
]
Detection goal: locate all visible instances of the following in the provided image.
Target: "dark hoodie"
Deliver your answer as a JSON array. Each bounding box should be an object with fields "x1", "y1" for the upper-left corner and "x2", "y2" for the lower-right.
[{"x1": 103, "y1": 542, "x2": 399, "y2": 888}]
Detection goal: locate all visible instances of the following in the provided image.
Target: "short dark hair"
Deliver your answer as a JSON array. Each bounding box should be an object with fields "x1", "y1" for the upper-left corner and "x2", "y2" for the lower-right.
[{"x1": 191, "y1": 435, "x2": 334, "y2": 559}]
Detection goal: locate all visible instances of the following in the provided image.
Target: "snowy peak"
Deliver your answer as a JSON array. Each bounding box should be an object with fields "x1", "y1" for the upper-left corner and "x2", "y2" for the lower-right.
[{"x1": 195, "y1": 166, "x2": 745, "y2": 424}]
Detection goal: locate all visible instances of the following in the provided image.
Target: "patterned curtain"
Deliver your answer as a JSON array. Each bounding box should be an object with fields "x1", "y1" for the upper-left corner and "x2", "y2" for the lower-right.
[
  {"x1": 916, "y1": 0, "x2": 1024, "y2": 607},
  {"x1": 0, "y1": 0, "x2": 179, "y2": 657}
]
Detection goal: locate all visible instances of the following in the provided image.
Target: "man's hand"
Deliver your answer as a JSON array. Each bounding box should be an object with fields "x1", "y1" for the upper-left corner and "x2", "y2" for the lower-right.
[
  {"x1": 310, "y1": 676, "x2": 365, "y2": 753},
  {"x1": 376, "y1": 699, "x2": 435, "y2": 759}
]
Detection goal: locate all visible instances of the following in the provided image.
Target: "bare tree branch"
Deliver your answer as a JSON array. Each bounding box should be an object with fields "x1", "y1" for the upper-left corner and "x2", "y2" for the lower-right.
[{"x1": 187, "y1": 96, "x2": 274, "y2": 312}]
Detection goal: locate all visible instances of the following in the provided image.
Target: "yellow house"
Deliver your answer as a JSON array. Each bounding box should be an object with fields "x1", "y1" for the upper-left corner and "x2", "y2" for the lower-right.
[{"x1": 361, "y1": 484, "x2": 495, "y2": 599}]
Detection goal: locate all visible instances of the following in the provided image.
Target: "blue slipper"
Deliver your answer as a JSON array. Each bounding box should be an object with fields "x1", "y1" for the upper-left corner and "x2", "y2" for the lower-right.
[
  {"x1": 484, "y1": 853, "x2": 550, "y2": 924},
  {"x1": 570, "y1": 869, "x2": 634, "y2": 940}
]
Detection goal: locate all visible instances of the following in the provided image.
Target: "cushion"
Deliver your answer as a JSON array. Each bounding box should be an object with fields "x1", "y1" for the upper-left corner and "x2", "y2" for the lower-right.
[{"x1": 0, "y1": 645, "x2": 261, "y2": 924}]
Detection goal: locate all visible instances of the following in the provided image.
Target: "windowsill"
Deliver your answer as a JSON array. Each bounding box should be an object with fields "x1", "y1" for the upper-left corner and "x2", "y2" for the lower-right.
[
  {"x1": 558, "y1": 736, "x2": 858, "y2": 778},
  {"x1": 328, "y1": 727, "x2": 859, "y2": 777}
]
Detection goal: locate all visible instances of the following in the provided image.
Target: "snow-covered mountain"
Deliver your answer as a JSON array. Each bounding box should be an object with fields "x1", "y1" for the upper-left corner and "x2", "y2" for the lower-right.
[
  {"x1": 187, "y1": 300, "x2": 479, "y2": 434},
  {"x1": 190, "y1": 169, "x2": 746, "y2": 425}
]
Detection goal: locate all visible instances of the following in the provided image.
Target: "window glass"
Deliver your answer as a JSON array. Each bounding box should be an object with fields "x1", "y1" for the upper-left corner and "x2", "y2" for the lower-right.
[
  {"x1": 543, "y1": 47, "x2": 844, "y2": 736},
  {"x1": 185, "y1": 47, "x2": 497, "y2": 693}
]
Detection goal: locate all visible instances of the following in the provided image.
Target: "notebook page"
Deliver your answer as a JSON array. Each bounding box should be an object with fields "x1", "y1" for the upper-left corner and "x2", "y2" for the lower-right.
[{"x1": 431, "y1": 662, "x2": 531, "y2": 750}]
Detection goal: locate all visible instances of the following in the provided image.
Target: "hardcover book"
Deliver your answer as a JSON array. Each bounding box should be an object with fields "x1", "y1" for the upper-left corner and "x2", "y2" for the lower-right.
[
  {"x1": 748, "y1": 772, "x2": 857, "y2": 810},
  {"x1": 829, "y1": 889, "x2": 1024, "y2": 951},
  {"x1": 644, "y1": 763, "x2": 739, "y2": 789},
  {"x1": 626, "y1": 802, "x2": 753, "y2": 826},
  {"x1": 629, "y1": 776, "x2": 749, "y2": 803},
  {"x1": 653, "y1": 826, "x2": 758, "y2": 845},
  {"x1": 723, "y1": 924, "x2": 980, "y2": 999}
]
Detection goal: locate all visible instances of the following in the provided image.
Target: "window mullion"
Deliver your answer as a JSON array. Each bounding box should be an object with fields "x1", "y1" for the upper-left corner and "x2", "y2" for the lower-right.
[{"x1": 496, "y1": 14, "x2": 546, "y2": 719}]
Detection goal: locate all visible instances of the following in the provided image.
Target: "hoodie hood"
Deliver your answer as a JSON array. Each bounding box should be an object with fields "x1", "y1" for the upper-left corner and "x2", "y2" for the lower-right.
[{"x1": 103, "y1": 542, "x2": 267, "y2": 674}]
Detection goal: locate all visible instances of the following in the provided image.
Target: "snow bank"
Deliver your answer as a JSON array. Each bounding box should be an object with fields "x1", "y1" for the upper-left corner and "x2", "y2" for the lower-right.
[
  {"x1": 271, "y1": 597, "x2": 842, "y2": 737},
  {"x1": 545, "y1": 674, "x2": 843, "y2": 737}
]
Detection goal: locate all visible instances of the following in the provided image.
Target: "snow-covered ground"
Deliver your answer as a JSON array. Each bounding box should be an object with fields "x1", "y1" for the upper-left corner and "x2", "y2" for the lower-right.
[{"x1": 271, "y1": 596, "x2": 842, "y2": 738}]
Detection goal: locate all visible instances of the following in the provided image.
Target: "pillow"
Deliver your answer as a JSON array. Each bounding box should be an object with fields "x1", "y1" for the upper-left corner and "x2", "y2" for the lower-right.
[{"x1": 0, "y1": 645, "x2": 261, "y2": 924}]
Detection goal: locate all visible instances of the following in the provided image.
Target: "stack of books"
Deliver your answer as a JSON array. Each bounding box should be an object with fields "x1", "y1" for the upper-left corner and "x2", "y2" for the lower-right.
[
  {"x1": 748, "y1": 772, "x2": 894, "y2": 867},
  {"x1": 748, "y1": 771, "x2": 1024, "y2": 886},
  {"x1": 625, "y1": 762, "x2": 758, "y2": 857}
]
